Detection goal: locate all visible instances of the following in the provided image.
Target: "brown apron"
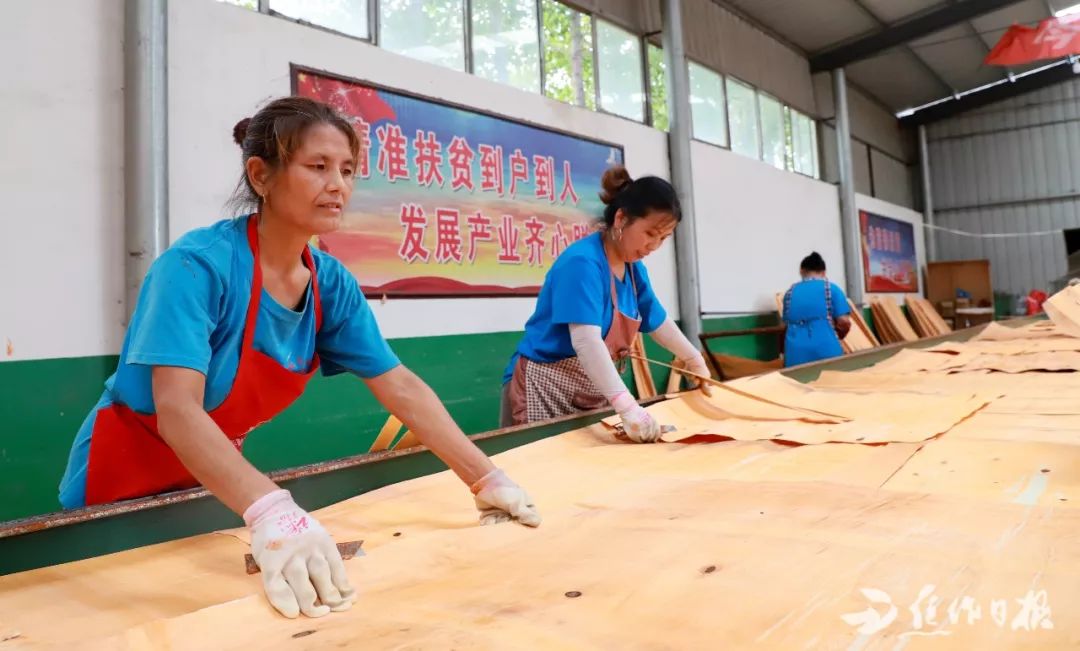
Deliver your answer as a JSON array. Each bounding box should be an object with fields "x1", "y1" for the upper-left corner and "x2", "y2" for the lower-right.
[{"x1": 508, "y1": 264, "x2": 641, "y2": 425}]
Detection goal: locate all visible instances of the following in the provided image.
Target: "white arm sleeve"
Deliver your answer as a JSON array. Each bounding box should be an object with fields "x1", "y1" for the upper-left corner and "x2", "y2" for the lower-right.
[
  {"x1": 568, "y1": 323, "x2": 631, "y2": 401},
  {"x1": 648, "y1": 318, "x2": 700, "y2": 362}
]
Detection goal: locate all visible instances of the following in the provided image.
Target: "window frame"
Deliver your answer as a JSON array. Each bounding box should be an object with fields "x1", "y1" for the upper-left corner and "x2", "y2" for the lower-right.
[
  {"x1": 685, "y1": 57, "x2": 730, "y2": 150},
  {"x1": 755, "y1": 88, "x2": 788, "y2": 171},
  {"x1": 593, "y1": 17, "x2": 647, "y2": 124},
  {"x1": 258, "y1": 0, "x2": 376, "y2": 44},
  {"x1": 539, "y1": 0, "x2": 600, "y2": 110},
  {"x1": 724, "y1": 74, "x2": 762, "y2": 161}
]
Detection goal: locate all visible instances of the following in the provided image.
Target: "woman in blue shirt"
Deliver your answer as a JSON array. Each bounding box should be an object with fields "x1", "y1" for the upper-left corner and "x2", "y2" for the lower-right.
[
  {"x1": 58, "y1": 96, "x2": 538, "y2": 620},
  {"x1": 500, "y1": 166, "x2": 711, "y2": 443},
  {"x1": 782, "y1": 252, "x2": 852, "y2": 367}
]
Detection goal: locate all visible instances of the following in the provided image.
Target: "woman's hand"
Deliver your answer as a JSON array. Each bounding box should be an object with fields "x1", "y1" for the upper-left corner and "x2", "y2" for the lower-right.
[{"x1": 366, "y1": 366, "x2": 542, "y2": 527}]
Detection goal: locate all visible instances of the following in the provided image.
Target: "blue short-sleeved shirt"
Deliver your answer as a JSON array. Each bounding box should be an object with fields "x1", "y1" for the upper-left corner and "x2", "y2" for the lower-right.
[
  {"x1": 502, "y1": 232, "x2": 667, "y2": 383},
  {"x1": 58, "y1": 216, "x2": 401, "y2": 508},
  {"x1": 782, "y1": 278, "x2": 850, "y2": 367}
]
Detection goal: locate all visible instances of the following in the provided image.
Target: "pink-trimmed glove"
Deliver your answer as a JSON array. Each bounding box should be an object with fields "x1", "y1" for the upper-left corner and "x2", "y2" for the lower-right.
[
  {"x1": 612, "y1": 392, "x2": 662, "y2": 443},
  {"x1": 471, "y1": 469, "x2": 541, "y2": 527},
  {"x1": 683, "y1": 354, "x2": 714, "y2": 397},
  {"x1": 245, "y1": 489, "x2": 355, "y2": 618}
]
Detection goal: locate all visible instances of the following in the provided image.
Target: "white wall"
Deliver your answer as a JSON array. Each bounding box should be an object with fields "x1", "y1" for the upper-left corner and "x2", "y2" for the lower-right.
[
  {"x1": 691, "y1": 141, "x2": 845, "y2": 314},
  {"x1": 856, "y1": 193, "x2": 927, "y2": 301},
  {"x1": 169, "y1": 0, "x2": 677, "y2": 341},
  {"x1": 0, "y1": 1, "x2": 125, "y2": 362},
  {"x1": 0, "y1": 0, "x2": 678, "y2": 363}
]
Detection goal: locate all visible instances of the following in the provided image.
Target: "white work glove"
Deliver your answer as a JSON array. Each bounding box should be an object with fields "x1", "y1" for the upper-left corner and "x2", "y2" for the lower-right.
[
  {"x1": 471, "y1": 468, "x2": 542, "y2": 527},
  {"x1": 612, "y1": 392, "x2": 662, "y2": 443},
  {"x1": 650, "y1": 318, "x2": 713, "y2": 397},
  {"x1": 245, "y1": 489, "x2": 355, "y2": 619},
  {"x1": 682, "y1": 354, "x2": 714, "y2": 397}
]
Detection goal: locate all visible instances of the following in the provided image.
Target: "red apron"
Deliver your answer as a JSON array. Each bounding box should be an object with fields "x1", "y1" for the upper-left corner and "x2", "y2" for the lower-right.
[
  {"x1": 84, "y1": 216, "x2": 323, "y2": 505},
  {"x1": 507, "y1": 263, "x2": 641, "y2": 425}
]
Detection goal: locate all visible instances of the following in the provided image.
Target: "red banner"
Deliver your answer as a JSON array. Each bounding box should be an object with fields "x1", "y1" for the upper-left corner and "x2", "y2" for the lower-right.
[{"x1": 985, "y1": 15, "x2": 1080, "y2": 66}]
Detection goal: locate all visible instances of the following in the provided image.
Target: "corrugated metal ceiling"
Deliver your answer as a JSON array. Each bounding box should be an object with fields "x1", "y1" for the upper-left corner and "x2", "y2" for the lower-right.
[{"x1": 710, "y1": 0, "x2": 1055, "y2": 113}]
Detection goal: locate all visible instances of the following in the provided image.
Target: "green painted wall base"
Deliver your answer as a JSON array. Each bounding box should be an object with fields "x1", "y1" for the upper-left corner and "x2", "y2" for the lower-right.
[
  {"x1": 2, "y1": 316, "x2": 785, "y2": 522},
  {"x1": 0, "y1": 305, "x2": 901, "y2": 522}
]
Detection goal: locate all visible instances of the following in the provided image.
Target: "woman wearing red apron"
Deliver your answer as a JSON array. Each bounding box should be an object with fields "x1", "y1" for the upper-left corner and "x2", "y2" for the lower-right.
[
  {"x1": 500, "y1": 166, "x2": 712, "y2": 441},
  {"x1": 58, "y1": 97, "x2": 539, "y2": 620}
]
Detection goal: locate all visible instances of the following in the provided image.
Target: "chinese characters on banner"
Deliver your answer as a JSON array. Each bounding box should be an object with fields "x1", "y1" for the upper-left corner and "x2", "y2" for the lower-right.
[
  {"x1": 293, "y1": 66, "x2": 623, "y2": 297},
  {"x1": 859, "y1": 210, "x2": 918, "y2": 293}
]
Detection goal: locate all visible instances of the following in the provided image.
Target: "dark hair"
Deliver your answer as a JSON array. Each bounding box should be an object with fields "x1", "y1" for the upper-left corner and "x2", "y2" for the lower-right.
[
  {"x1": 800, "y1": 251, "x2": 827, "y2": 273},
  {"x1": 228, "y1": 96, "x2": 360, "y2": 212},
  {"x1": 598, "y1": 165, "x2": 681, "y2": 227}
]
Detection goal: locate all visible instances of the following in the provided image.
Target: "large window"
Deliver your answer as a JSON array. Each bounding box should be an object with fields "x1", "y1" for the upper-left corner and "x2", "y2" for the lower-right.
[
  {"x1": 759, "y1": 93, "x2": 786, "y2": 170},
  {"x1": 596, "y1": 20, "x2": 644, "y2": 122},
  {"x1": 380, "y1": 0, "x2": 465, "y2": 71},
  {"x1": 726, "y1": 77, "x2": 759, "y2": 159},
  {"x1": 226, "y1": 0, "x2": 822, "y2": 181},
  {"x1": 270, "y1": 0, "x2": 369, "y2": 39},
  {"x1": 688, "y1": 62, "x2": 726, "y2": 147},
  {"x1": 541, "y1": 0, "x2": 596, "y2": 109},
  {"x1": 647, "y1": 44, "x2": 668, "y2": 131},
  {"x1": 471, "y1": 0, "x2": 540, "y2": 93}
]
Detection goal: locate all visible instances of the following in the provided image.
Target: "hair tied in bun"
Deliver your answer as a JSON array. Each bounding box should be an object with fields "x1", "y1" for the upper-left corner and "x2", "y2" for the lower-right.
[
  {"x1": 599, "y1": 165, "x2": 634, "y2": 206},
  {"x1": 232, "y1": 117, "x2": 252, "y2": 147}
]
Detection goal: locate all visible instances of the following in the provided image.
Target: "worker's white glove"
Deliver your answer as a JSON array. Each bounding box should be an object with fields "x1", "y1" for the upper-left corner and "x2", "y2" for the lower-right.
[
  {"x1": 650, "y1": 318, "x2": 713, "y2": 397},
  {"x1": 245, "y1": 489, "x2": 355, "y2": 619},
  {"x1": 612, "y1": 392, "x2": 662, "y2": 443},
  {"x1": 683, "y1": 354, "x2": 714, "y2": 397},
  {"x1": 471, "y1": 468, "x2": 542, "y2": 527}
]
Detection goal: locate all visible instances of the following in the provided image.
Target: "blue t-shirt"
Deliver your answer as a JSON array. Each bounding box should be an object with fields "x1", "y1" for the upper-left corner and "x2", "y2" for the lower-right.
[
  {"x1": 58, "y1": 216, "x2": 401, "y2": 508},
  {"x1": 782, "y1": 278, "x2": 850, "y2": 367},
  {"x1": 502, "y1": 232, "x2": 667, "y2": 383}
]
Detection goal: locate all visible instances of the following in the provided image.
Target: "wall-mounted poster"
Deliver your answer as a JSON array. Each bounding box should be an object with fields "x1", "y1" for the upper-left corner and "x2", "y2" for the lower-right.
[
  {"x1": 859, "y1": 210, "x2": 918, "y2": 293},
  {"x1": 292, "y1": 65, "x2": 623, "y2": 297}
]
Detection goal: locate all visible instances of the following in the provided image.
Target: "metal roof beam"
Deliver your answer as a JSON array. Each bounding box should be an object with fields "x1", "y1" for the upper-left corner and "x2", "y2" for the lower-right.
[
  {"x1": 810, "y1": 0, "x2": 1024, "y2": 72},
  {"x1": 899, "y1": 61, "x2": 1079, "y2": 126}
]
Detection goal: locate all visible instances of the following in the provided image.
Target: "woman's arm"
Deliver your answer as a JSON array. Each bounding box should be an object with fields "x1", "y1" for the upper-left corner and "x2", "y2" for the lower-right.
[
  {"x1": 648, "y1": 318, "x2": 713, "y2": 396},
  {"x1": 364, "y1": 365, "x2": 494, "y2": 484},
  {"x1": 365, "y1": 365, "x2": 541, "y2": 526},
  {"x1": 834, "y1": 315, "x2": 852, "y2": 339},
  {"x1": 153, "y1": 366, "x2": 355, "y2": 619},
  {"x1": 153, "y1": 366, "x2": 276, "y2": 514}
]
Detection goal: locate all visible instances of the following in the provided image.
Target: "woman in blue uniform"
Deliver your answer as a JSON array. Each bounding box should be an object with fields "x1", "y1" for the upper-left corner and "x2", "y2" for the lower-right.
[
  {"x1": 781, "y1": 252, "x2": 852, "y2": 367},
  {"x1": 58, "y1": 96, "x2": 539, "y2": 620},
  {"x1": 500, "y1": 166, "x2": 711, "y2": 443}
]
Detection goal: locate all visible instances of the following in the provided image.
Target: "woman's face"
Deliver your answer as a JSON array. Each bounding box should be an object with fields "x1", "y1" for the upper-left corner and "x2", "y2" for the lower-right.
[
  {"x1": 251, "y1": 123, "x2": 357, "y2": 235},
  {"x1": 612, "y1": 209, "x2": 678, "y2": 263}
]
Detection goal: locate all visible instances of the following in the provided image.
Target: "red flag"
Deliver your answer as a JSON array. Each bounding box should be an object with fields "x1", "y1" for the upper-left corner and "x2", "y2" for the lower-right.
[{"x1": 985, "y1": 15, "x2": 1080, "y2": 66}]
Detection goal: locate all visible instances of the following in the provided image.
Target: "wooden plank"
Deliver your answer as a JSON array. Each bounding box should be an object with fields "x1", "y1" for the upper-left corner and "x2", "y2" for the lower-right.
[
  {"x1": 630, "y1": 334, "x2": 657, "y2": 399},
  {"x1": 916, "y1": 297, "x2": 953, "y2": 335},
  {"x1": 905, "y1": 297, "x2": 934, "y2": 338},
  {"x1": 848, "y1": 300, "x2": 880, "y2": 347},
  {"x1": 390, "y1": 430, "x2": 420, "y2": 451},
  {"x1": 879, "y1": 296, "x2": 919, "y2": 342},
  {"x1": 368, "y1": 415, "x2": 403, "y2": 454},
  {"x1": 665, "y1": 359, "x2": 684, "y2": 394},
  {"x1": 870, "y1": 300, "x2": 899, "y2": 344}
]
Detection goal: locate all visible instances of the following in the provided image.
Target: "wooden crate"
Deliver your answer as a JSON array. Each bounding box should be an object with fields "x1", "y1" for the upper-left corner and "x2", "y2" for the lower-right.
[{"x1": 926, "y1": 259, "x2": 992, "y2": 311}]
